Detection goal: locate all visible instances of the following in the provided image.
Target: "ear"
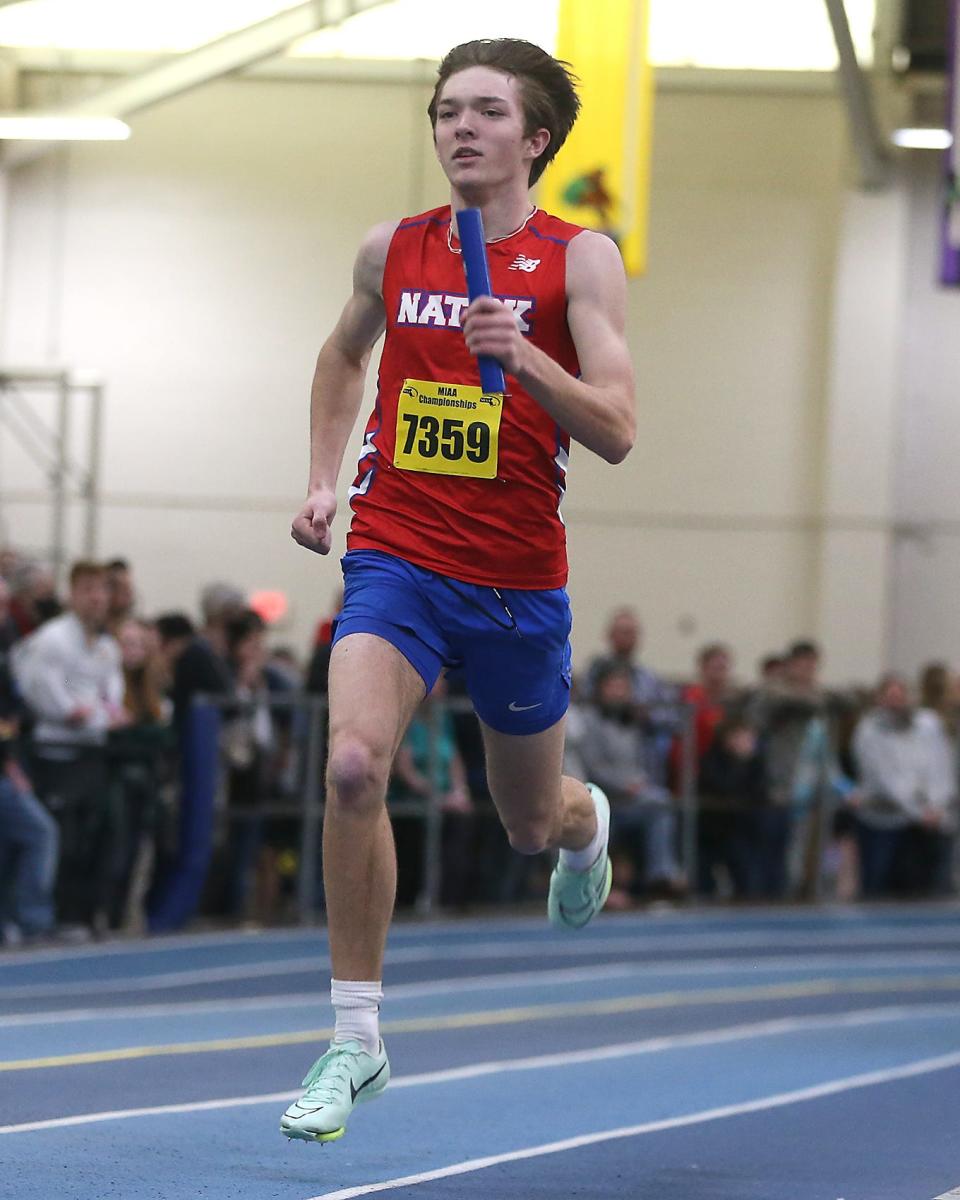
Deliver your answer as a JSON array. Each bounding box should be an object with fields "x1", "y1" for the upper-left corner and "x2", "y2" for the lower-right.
[{"x1": 525, "y1": 127, "x2": 551, "y2": 161}]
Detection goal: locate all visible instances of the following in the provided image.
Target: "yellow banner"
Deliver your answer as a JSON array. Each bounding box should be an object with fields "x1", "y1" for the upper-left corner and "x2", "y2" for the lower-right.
[{"x1": 539, "y1": 0, "x2": 654, "y2": 276}]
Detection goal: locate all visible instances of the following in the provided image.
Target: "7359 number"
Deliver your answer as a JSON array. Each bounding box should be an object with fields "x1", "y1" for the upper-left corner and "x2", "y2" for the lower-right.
[{"x1": 400, "y1": 414, "x2": 491, "y2": 463}]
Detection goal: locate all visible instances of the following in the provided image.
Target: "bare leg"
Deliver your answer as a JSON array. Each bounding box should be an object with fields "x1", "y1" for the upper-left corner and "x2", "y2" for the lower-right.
[
  {"x1": 323, "y1": 633, "x2": 425, "y2": 980},
  {"x1": 479, "y1": 716, "x2": 597, "y2": 855}
]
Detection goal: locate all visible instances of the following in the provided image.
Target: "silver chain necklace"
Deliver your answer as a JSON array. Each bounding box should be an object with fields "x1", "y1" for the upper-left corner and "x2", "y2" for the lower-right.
[{"x1": 446, "y1": 206, "x2": 537, "y2": 254}]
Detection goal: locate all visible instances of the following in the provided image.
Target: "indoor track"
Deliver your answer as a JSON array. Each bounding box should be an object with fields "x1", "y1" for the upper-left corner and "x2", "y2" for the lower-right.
[{"x1": 2, "y1": 905, "x2": 960, "y2": 1199}]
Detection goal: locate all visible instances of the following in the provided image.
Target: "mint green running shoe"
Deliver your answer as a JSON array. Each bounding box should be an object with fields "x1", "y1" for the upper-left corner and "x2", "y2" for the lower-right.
[
  {"x1": 280, "y1": 1039, "x2": 389, "y2": 1143},
  {"x1": 548, "y1": 784, "x2": 612, "y2": 930}
]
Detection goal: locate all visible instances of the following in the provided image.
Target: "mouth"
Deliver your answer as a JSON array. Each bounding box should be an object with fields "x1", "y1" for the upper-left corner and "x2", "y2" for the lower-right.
[{"x1": 453, "y1": 148, "x2": 481, "y2": 161}]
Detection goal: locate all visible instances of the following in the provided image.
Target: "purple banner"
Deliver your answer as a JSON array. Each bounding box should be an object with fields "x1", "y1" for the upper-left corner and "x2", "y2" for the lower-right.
[{"x1": 942, "y1": 0, "x2": 960, "y2": 285}]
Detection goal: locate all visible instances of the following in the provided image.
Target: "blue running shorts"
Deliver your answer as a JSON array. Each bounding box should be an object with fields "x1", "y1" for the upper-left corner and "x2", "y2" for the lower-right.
[{"x1": 332, "y1": 549, "x2": 573, "y2": 735}]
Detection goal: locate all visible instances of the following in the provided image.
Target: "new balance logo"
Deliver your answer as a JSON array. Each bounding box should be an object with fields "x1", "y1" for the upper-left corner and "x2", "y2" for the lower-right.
[{"x1": 508, "y1": 255, "x2": 540, "y2": 273}]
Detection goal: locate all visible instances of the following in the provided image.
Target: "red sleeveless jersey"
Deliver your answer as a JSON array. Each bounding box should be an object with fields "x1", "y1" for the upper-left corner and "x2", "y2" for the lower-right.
[{"x1": 345, "y1": 205, "x2": 585, "y2": 589}]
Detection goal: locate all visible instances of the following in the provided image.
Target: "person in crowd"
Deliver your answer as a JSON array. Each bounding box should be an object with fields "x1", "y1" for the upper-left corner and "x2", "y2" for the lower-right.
[
  {"x1": 305, "y1": 588, "x2": 344, "y2": 699},
  {"x1": 758, "y1": 654, "x2": 787, "y2": 688},
  {"x1": 851, "y1": 673, "x2": 957, "y2": 897},
  {"x1": 153, "y1": 612, "x2": 196, "y2": 686},
  {"x1": 106, "y1": 618, "x2": 175, "y2": 930},
  {"x1": 749, "y1": 639, "x2": 849, "y2": 897},
  {"x1": 0, "y1": 576, "x2": 19, "y2": 650},
  {"x1": 918, "y1": 662, "x2": 960, "y2": 741},
  {"x1": 221, "y1": 608, "x2": 297, "y2": 920},
  {"x1": 0, "y1": 546, "x2": 20, "y2": 582},
  {"x1": 576, "y1": 661, "x2": 684, "y2": 906},
  {"x1": 166, "y1": 583, "x2": 243, "y2": 729},
  {"x1": 0, "y1": 586, "x2": 60, "y2": 944},
  {"x1": 671, "y1": 642, "x2": 739, "y2": 792},
  {"x1": 105, "y1": 558, "x2": 137, "y2": 635},
  {"x1": 268, "y1": 646, "x2": 304, "y2": 690},
  {"x1": 8, "y1": 560, "x2": 62, "y2": 638},
  {"x1": 586, "y1": 607, "x2": 681, "y2": 789},
  {"x1": 698, "y1": 717, "x2": 789, "y2": 899},
  {"x1": 389, "y1": 674, "x2": 475, "y2": 908},
  {"x1": 11, "y1": 560, "x2": 126, "y2": 929}
]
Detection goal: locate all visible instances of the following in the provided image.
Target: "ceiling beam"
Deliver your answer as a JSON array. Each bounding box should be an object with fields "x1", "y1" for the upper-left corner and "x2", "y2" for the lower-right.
[
  {"x1": 823, "y1": 0, "x2": 892, "y2": 189},
  {"x1": 1, "y1": 0, "x2": 391, "y2": 168}
]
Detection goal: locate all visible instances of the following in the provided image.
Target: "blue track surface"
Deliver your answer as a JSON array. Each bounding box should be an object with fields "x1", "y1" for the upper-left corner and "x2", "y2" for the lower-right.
[{"x1": 2, "y1": 905, "x2": 959, "y2": 1200}]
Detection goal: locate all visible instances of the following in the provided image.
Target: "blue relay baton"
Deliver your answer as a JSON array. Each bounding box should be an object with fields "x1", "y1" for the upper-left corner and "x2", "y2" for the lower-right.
[{"x1": 457, "y1": 207, "x2": 507, "y2": 396}]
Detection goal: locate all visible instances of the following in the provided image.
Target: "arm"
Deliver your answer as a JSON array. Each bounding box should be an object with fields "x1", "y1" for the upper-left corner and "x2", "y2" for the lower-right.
[
  {"x1": 461, "y1": 230, "x2": 635, "y2": 464},
  {"x1": 291, "y1": 220, "x2": 398, "y2": 554},
  {"x1": 14, "y1": 633, "x2": 83, "y2": 724}
]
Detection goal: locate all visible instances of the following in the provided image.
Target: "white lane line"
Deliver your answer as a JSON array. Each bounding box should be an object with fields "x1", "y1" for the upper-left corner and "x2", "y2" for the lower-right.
[
  {"x1": 5, "y1": 929, "x2": 960, "y2": 1001},
  {"x1": 933, "y1": 1189, "x2": 960, "y2": 1198},
  {"x1": 4, "y1": 902, "x2": 958, "y2": 968},
  {"x1": 304, "y1": 1050, "x2": 960, "y2": 1200},
  {"x1": 4, "y1": 952, "x2": 960, "y2": 1027},
  {"x1": 2, "y1": 1000, "x2": 959, "y2": 1135}
]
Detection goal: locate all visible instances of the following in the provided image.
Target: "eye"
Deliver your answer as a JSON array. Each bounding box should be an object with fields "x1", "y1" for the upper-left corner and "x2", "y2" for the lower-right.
[
  {"x1": 483, "y1": 109, "x2": 504, "y2": 118},
  {"x1": 437, "y1": 110, "x2": 455, "y2": 120}
]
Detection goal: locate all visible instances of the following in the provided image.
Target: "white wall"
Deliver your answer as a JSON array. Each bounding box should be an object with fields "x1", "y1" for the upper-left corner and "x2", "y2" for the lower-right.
[
  {"x1": 891, "y1": 155, "x2": 960, "y2": 674},
  {"x1": 1, "y1": 69, "x2": 949, "y2": 684}
]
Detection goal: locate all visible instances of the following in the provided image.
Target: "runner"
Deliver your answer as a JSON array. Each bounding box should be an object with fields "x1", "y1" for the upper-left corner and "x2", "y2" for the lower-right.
[{"x1": 284, "y1": 37, "x2": 636, "y2": 1144}]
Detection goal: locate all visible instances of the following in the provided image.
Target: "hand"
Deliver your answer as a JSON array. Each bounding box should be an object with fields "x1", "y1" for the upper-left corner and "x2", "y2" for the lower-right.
[
  {"x1": 66, "y1": 705, "x2": 93, "y2": 727},
  {"x1": 292, "y1": 487, "x2": 338, "y2": 555},
  {"x1": 462, "y1": 296, "x2": 528, "y2": 377},
  {"x1": 920, "y1": 808, "x2": 944, "y2": 831}
]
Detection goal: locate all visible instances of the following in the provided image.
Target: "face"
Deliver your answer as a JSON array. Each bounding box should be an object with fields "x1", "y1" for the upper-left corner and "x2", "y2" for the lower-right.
[
  {"x1": 700, "y1": 650, "x2": 731, "y2": 689},
  {"x1": 70, "y1": 573, "x2": 109, "y2": 626},
  {"x1": 785, "y1": 651, "x2": 819, "y2": 687},
  {"x1": 879, "y1": 678, "x2": 910, "y2": 711},
  {"x1": 726, "y1": 727, "x2": 757, "y2": 758},
  {"x1": 118, "y1": 620, "x2": 150, "y2": 669},
  {"x1": 108, "y1": 567, "x2": 135, "y2": 615},
  {"x1": 608, "y1": 612, "x2": 640, "y2": 658},
  {"x1": 235, "y1": 629, "x2": 267, "y2": 669},
  {"x1": 434, "y1": 66, "x2": 548, "y2": 194}
]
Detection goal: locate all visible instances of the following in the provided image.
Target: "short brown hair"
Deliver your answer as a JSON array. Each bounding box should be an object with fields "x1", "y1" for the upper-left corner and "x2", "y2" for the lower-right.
[
  {"x1": 69, "y1": 560, "x2": 106, "y2": 587},
  {"x1": 428, "y1": 39, "x2": 580, "y2": 186}
]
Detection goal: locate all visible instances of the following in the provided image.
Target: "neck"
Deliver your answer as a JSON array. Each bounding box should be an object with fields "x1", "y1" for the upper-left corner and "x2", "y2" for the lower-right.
[
  {"x1": 450, "y1": 183, "x2": 534, "y2": 241},
  {"x1": 73, "y1": 612, "x2": 99, "y2": 639}
]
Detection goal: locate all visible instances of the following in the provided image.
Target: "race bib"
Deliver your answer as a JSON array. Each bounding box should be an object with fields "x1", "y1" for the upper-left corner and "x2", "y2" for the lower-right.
[{"x1": 393, "y1": 378, "x2": 502, "y2": 480}]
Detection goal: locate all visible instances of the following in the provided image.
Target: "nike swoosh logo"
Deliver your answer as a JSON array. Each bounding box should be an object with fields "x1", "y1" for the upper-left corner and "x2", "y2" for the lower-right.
[
  {"x1": 558, "y1": 874, "x2": 608, "y2": 922},
  {"x1": 350, "y1": 1061, "x2": 387, "y2": 1103},
  {"x1": 508, "y1": 701, "x2": 542, "y2": 712}
]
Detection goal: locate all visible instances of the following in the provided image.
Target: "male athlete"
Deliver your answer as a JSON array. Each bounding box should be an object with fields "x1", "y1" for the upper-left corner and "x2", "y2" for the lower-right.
[{"x1": 284, "y1": 38, "x2": 635, "y2": 1143}]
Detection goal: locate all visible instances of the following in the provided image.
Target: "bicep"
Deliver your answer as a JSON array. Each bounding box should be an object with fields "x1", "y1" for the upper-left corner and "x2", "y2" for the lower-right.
[
  {"x1": 326, "y1": 220, "x2": 397, "y2": 365},
  {"x1": 566, "y1": 232, "x2": 634, "y2": 395}
]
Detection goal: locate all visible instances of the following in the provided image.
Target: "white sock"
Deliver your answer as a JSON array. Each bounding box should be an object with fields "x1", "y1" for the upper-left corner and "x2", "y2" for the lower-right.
[
  {"x1": 331, "y1": 979, "x2": 383, "y2": 1053},
  {"x1": 559, "y1": 785, "x2": 608, "y2": 872}
]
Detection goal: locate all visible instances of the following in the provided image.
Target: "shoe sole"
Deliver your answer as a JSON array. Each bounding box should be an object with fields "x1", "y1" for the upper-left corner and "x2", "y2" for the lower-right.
[{"x1": 281, "y1": 1123, "x2": 345, "y2": 1144}]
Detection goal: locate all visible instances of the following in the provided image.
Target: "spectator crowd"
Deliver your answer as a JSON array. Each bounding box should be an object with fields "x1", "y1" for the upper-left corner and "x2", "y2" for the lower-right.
[{"x1": 1, "y1": 547, "x2": 957, "y2": 947}]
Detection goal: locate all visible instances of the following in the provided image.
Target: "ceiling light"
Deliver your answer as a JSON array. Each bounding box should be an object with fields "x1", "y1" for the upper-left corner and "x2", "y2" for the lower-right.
[
  {"x1": 0, "y1": 115, "x2": 131, "y2": 141},
  {"x1": 891, "y1": 127, "x2": 954, "y2": 151}
]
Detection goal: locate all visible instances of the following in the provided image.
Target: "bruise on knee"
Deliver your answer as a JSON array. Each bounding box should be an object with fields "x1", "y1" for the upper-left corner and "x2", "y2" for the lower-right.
[{"x1": 327, "y1": 737, "x2": 389, "y2": 810}]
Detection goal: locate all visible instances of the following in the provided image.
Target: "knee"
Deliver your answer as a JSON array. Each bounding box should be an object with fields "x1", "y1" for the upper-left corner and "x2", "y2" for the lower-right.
[
  {"x1": 505, "y1": 820, "x2": 552, "y2": 856},
  {"x1": 326, "y1": 736, "x2": 389, "y2": 811}
]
